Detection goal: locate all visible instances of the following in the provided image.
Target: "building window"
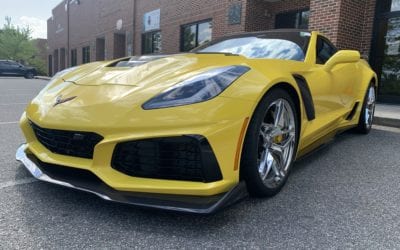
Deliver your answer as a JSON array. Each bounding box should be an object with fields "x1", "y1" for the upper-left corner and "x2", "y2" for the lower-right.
[
  {"x1": 82, "y1": 46, "x2": 90, "y2": 64},
  {"x1": 48, "y1": 54, "x2": 53, "y2": 76},
  {"x1": 275, "y1": 9, "x2": 310, "y2": 29},
  {"x1": 392, "y1": 0, "x2": 400, "y2": 11},
  {"x1": 181, "y1": 20, "x2": 212, "y2": 52},
  {"x1": 60, "y1": 48, "x2": 66, "y2": 70},
  {"x1": 114, "y1": 33, "x2": 126, "y2": 59},
  {"x1": 96, "y1": 38, "x2": 105, "y2": 61},
  {"x1": 71, "y1": 49, "x2": 77, "y2": 66},
  {"x1": 142, "y1": 31, "x2": 161, "y2": 54}
]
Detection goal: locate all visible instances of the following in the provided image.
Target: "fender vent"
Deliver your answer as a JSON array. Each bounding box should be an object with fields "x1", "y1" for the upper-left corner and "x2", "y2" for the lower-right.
[{"x1": 346, "y1": 102, "x2": 360, "y2": 120}]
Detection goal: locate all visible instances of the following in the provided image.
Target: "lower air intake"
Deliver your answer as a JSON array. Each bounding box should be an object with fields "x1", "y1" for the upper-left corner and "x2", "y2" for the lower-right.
[{"x1": 111, "y1": 136, "x2": 222, "y2": 183}]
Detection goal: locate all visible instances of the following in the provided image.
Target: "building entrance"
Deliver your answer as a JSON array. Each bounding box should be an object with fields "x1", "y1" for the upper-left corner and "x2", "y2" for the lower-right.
[{"x1": 372, "y1": 0, "x2": 400, "y2": 103}]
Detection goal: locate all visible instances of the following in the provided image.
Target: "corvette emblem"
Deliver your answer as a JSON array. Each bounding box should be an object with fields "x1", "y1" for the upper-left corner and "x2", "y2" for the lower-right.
[{"x1": 53, "y1": 95, "x2": 77, "y2": 107}]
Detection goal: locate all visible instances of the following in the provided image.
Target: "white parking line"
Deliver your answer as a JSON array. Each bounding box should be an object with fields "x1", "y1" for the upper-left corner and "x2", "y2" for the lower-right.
[
  {"x1": 0, "y1": 94, "x2": 33, "y2": 96},
  {"x1": 0, "y1": 177, "x2": 37, "y2": 189},
  {"x1": 0, "y1": 121, "x2": 19, "y2": 125},
  {"x1": 0, "y1": 103, "x2": 28, "y2": 106},
  {"x1": 2, "y1": 89, "x2": 33, "y2": 91}
]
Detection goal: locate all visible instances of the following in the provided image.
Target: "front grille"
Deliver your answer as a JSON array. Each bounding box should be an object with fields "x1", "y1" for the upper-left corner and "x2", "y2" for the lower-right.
[
  {"x1": 30, "y1": 121, "x2": 103, "y2": 159},
  {"x1": 112, "y1": 136, "x2": 222, "y2": 183}
]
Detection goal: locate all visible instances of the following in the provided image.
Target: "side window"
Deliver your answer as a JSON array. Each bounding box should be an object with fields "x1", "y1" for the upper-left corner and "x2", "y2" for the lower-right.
[
  {"x1": 316, "y1": 37, "x2": 338, "y2": 64},
  {"x1": 8, "y1": 61, "x2": 19, "y2": 67}
]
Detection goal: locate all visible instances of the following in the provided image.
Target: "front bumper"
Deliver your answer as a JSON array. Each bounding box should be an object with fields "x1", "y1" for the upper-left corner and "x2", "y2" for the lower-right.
[{"x1": 16, "y1": 144, "x2": 248, "y2": 214}]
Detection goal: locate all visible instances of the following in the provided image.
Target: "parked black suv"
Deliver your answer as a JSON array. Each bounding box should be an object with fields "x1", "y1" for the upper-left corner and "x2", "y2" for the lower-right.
[{"x1": 0, "y1": 60, "x2": 37, "y2": 79}]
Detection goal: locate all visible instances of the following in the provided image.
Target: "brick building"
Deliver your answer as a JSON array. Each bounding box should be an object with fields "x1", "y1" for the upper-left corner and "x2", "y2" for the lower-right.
[{"x1": 47, "y1": 0, "x2": 400, "y2": 103}]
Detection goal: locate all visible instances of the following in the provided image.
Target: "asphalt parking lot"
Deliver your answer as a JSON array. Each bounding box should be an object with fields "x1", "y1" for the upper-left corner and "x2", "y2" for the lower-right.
[{"x1": 1, "y1": 77, "x2": 400, "y2": 249}]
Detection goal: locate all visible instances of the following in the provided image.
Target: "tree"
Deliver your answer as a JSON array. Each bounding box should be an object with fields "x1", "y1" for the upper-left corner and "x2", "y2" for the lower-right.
[{"x1": 0, "y1": 17, "x2": 47, "y2": 75}]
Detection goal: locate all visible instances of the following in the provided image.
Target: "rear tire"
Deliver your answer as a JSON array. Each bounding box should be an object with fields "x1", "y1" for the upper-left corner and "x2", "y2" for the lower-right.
[
  {"x1": 241, "y1": 88, "x2": 299, "y2": 197},
  {"x1": 356, "y1": 84, "x2": 376, "y2": 134}
]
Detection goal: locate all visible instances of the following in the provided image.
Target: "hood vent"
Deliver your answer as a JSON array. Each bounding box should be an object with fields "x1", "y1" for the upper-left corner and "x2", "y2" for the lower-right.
[{"x1": 107, "y1": 55, "x2": 169, "y2": 68}]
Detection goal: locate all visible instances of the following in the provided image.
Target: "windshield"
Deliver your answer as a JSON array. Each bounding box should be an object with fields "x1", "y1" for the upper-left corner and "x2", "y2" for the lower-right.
[{"x1": 196, "y1": 31, "x2": 310, "y2": 61}]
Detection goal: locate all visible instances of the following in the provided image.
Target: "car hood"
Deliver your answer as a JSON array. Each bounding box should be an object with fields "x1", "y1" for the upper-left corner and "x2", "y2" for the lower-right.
[
  {"x1": 26, "y1": 53, "x2": 252, "y2": 128},
  {"x1": 61, "y1": 53, "x2": 247, "y2": 87}
]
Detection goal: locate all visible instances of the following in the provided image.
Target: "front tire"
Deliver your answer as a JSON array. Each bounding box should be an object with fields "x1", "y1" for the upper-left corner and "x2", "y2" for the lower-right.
[
  {"x1": 24, "y1": 72, "x2": 34, "y2": 79},
  {"x1": 241, "y1": 88, "x2": 299, "y2": 197},
  {"x1": 356, "y1": 84, "x2": 376, "y2": 134}
]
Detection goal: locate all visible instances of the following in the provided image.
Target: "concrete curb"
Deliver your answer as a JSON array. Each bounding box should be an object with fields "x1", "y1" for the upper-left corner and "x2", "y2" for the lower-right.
[
  {"x1": 374, "y1": 116, "x2": 400, "y2": 129},
  {"x1": 35, "y1": 76, "x2": 51, "y2": 80}
]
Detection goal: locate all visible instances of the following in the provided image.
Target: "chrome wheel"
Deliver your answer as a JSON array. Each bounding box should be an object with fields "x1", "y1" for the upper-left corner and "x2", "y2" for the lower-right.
[
  {"x1": 365, "y1": 86, "x2": 376, "y2": 128},
  {"x1": 257, "y1": 99, "x2": 296, "y2": 188}
]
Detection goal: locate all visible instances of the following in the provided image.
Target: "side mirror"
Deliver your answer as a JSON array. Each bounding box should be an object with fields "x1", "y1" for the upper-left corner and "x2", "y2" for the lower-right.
[{"x1": 324, "y1": 50, "x2": 360, "y2": 72}]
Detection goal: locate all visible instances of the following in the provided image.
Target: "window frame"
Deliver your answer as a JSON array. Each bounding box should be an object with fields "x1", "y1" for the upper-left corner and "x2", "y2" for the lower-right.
[
  {"x1": 180, "y1": 19, "x2": 213, "y2": 52},
  {"x1": 316, "y1": 35, "x2": 338, "y2": 65}
]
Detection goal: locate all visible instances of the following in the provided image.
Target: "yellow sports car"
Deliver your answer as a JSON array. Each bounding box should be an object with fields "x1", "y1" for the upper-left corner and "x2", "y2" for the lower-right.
[{"x1": 16, "y1": 30, "x2": 377, "y2": 214}]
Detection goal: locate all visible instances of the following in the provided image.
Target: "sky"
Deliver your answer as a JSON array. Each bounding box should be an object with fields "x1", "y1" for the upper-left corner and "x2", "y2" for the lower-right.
[{"x1": 0, "y1": 0, "x2": 62, "y2": 39}]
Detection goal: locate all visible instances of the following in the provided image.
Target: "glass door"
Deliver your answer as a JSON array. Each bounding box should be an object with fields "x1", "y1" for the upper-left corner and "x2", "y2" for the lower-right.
[
  {"x1": 380, "y1": 17, "x2": 400, "y2": 100},
  {"x1": 371, "y1": 0, "x2": 400, "y2": 103}
]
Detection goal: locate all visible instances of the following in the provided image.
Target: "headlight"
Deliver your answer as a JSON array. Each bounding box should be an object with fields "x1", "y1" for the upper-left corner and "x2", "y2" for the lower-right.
[{"x1": 142, "y1": 65, "x2": 250, "y2": 109}]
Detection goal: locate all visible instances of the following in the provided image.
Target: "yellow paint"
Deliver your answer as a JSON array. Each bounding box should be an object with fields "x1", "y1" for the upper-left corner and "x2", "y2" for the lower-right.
[{"x1": 20, "y1": 31, "x2": 377, "y2": 196}]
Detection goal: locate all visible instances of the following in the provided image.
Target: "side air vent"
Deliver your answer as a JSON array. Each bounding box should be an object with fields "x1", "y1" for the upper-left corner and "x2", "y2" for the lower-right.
[{"x1": 346, "y1": 102, "x2": 360, "y2": 120}]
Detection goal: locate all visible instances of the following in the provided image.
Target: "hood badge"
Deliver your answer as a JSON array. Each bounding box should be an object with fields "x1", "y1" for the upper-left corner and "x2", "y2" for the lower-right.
[{"x1": 54, "y1": 95, "x2": 77, "y2": 107}]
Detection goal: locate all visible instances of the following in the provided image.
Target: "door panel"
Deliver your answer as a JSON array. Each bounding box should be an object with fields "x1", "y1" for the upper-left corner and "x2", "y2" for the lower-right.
[
  {"x1": 330, "y1": 63, "x2": 360, "y2": 108},
  {"x1": 8, "y1": 62, "x2": 22, "y2": 75},
  {"x1": 300, "y1": 66, "x2": 344, "y2": 144}
]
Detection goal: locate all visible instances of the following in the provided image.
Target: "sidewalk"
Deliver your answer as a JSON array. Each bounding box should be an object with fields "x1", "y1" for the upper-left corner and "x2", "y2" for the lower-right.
[{"x1": 374, "y1": 104, "x2": 400, "y2": 128}]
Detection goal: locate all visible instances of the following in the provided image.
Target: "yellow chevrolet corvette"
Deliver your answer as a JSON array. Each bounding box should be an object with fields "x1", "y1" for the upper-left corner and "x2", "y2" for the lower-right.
[{"x1": 16, "y1": 30, "x2": 377, "y2": 213}]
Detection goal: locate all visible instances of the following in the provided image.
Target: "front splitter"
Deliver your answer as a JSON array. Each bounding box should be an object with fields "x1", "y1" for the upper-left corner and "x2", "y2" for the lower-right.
[{"x1": 16, "y1": 144, "x2": 248, "y2": 214}]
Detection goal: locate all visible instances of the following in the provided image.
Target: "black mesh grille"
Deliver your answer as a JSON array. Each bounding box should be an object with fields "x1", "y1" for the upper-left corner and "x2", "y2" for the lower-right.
[
  {"x1": 30, "y1": 121, "x2": 103, "y2": 159},
  {"x1": 112, "y1": 136, "x2": 222, "y2": 183}
]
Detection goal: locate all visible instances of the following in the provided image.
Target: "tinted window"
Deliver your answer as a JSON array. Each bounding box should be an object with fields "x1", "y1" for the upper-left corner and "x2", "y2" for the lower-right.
[
  {"x1": 316, "y1": 37, "x2": 338, "y2": 64},
  {"x1": 196, "y1": 32, "x2": 310, "y2": 61},
  {"x1": 182, "y1": 25, "x2": 196, "y2": 51},
  {"x1": 197, "y1": 22, "x2": 212, "y2": 46},
  {"x1": 275, "y1": 9, "x2": 310, "y2": 29},
  {"x1": 71, "y1": 49, "x2": 77, "y2": 66},
  {"x1": 142, "y1": 31, "x2": 162, "y2": 54},
  {"x1": 181, "y1": 20, "x2": 212, "y2": 52},
  {"x1": 82, "y1": 46, "x2": 90, "y2": 64},
  {"x1": 8, "y1": 61, "x2": 19, "y2": 67}
]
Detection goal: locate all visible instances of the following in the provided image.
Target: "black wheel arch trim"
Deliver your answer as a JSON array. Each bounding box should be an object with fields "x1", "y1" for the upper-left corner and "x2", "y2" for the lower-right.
[{"x1": 292, "y1": 74, "x2": 316, "y2": 121}]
